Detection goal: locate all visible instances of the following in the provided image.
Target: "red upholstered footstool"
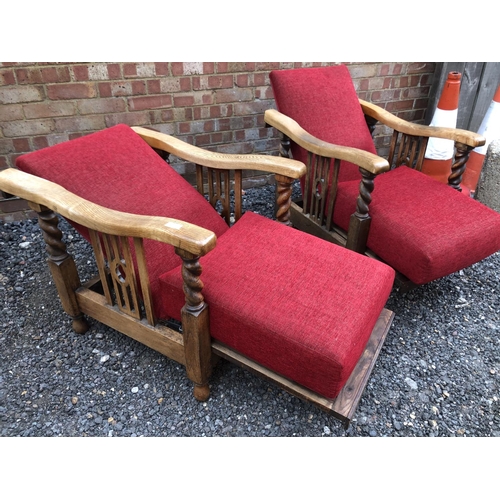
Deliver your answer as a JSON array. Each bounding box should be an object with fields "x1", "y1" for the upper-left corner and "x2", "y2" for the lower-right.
[{"x1": 159, "y1": 211, "x2": 395, "y2": 399}]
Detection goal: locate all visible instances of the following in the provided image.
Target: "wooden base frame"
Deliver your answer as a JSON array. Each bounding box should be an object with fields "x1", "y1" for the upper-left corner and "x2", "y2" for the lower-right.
[
  {"x1": 76, "y1": 276, "x2": 393, "y2": 428},
  {"x1": 213, "y1": 308, "x2": 394, "y2": 429}
]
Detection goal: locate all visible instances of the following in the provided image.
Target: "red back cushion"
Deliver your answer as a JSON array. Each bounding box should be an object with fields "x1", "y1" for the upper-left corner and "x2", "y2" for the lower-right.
[
  {"x1": 16, "y1": 124, "x2": 230, "y2": 318},
  {"x1": 269, "y1": 65, "x2": 377, "y2": 183}
]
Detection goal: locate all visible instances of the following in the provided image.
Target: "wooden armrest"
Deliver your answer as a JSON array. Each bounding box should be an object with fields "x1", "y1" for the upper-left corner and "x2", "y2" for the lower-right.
[
  {"x1": 359, "y1": 99, "x2": 486, "y2": 148},
  {"x1": 132, "y1": 126, "x2": 307, "y2": 179},
  {"x1": 0, "y1": 168, "x2": 217, "y2": 256},
  {"x1": 264, "y1": 109, "x2": 390, "y2": 175}
]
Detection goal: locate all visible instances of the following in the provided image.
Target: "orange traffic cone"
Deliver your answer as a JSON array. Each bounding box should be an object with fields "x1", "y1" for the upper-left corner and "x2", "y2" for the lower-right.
[
  {"x1": 461, "y1": 83, "x2": 500, "y2": 195},
  {"x1": 421, "y1": 71, "x2": 461, "y2": 185}
]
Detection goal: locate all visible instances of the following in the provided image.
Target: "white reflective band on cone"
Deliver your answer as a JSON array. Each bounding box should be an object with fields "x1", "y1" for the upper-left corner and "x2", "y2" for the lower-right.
[
  {"x1": 474, "y1": 100, "x2": 500, "y2": 155},
  {"x1": 425, "y1": 108, "x2": 458, "y2": 160}
]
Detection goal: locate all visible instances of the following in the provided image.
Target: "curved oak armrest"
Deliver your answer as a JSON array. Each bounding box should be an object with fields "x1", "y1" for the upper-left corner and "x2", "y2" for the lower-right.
[
  {"x1": 264, "y1": 109, "x2": 390, "y2": 175},
  {"x1": 132, "y1": 126, "x2": 307, "y2": 179},
  {"x1": 359, "y1": 99, "x2": 486, "y2": 148},
  {"x1": 0, "y1": 168, "x2": 217, "y2": 256}
]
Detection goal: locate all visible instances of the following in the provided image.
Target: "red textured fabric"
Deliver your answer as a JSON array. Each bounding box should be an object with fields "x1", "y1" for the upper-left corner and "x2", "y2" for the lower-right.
[
  {"x1": 15, "y1": 124, "x2": 229, "y2": 318},
  {"x1": 159, "y1": 211, "x2": 395, "y2": 399},
  {"x1": 334, "y1": 166, "x2": 500, "y2": 284},
  {"x1": 269, "y1": 65, "x2": 377, "y2": 184}
]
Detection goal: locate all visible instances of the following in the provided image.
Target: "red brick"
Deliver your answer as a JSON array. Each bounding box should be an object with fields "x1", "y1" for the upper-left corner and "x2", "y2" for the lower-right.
[
  {"x1": 217, "y1": 141, "x2": 253, "y2": 154},
  {"x1": 155, "y1": 63, "x2": 169, "y2": 76},
  {"x1": 0, "y1": 86, "x2": 43, "y2": 104},
  {"x1": 73, "y1": 65, "x2": 89, "y2": 81},
  {"x1": 2, "y1": 119, "x2": 54, "y2": 137},
  {"x1": 104, "y1": 112, "x2": 150, "y2": 128},
  {"x1": 54, "y1": 115, "x2": 106, "y2": 133},
  {"x1": 47, "y1": 83, "x2": 97, "y2": 100},
  {"x1": 215, "y1": 88, "x2": 252, "y2": 103},
  {"x1": 210, "y1": 104, "x2": 233, "y2": 118},
  {"x1": 207, "y1": 75, "x2": 233, "y2": 89},
  {"x1": 123, "y1": 63, "x2": 138, "y2": 77},
  {"x1": 180, "y1": 77, "x2": 191, "y2": 91},
  {"x1": 203, "y1": 63, "x2": 215, "y2": 74},
  {"x1": 227, "y1": 63, "x2": 255, "y2": 73},
  {"x1": 0, "y1": 139, "x2": 14, "y2": 155},
  {"x1": 41, "y1": 66, "x2": 71, "y2": 83},
  {"x1": 173, "y1": 95, "x2": 194, "y2": 107},
  {"x1": 255, "y1": 87, "x2": 273, "y2": 99},
  {"x1": 171, "y1": 63, "x2": 184, "y2": 76},
  {"x1": 77, "y1": 98, "x2": 127, "y2": 114},
  {"x1": 255, "y1": 63, "x2": 280, "y2": 71},
  {"x1": 0, "y1": 69, "x2": 15, "y2": 85},
  {"x1": 194, "y1": 134, "x2": 211, "y2": 146},
  {"x1": 12, "y1": 138, "x2": 30, "y2": 152},
  {"x1": 99, "y1": 81, "x2": 147, "y2": 97},
  {"x1": 234, "y1": 100, "x2": 271, "y2": 116},
  {"x1": 147, "y1": 80, "x2": 161, "y2": 94},
  {"x1": 0, "y1": 103, "x2": 24, "y2": 121},
  {"x1": 235, "y1": 74, "x2": 249, "y2": 87},
  {"x1": 15, "y1": 67, "x2": 42, "y2": 84},
  {"x1": 179, "y1": 122, "x2": 191, "y2": 134},
  {"x1": 253, "y1": 73, "x2": 267, "y2": 86},
  {"x1": 217, "y1": 63, "x2": 228, "y2": 73},
  {"x1": 33, "y1": 136, "x2": 49, "y2": 150},
  {"x1": 385, "y1": 99, "x2": 415, "y2": 112},
  {"x1": 107, "y1": 64, "x2": 121, "y2": 79},
  {"x1": 216, "y1": 118, "x2": 231, "y2": 131},
  {"x1": 193, "y1": 107, "x2": 206, "y2": 120},
  {"x1": 128, "y1": 95, "x2": 172, "y2": 111},
  {"x1": 24, "y1": 101, "x2": 75, "y2": 119}
]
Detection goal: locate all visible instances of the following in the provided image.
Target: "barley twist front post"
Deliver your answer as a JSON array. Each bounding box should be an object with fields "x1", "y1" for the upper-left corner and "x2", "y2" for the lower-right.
[
  {"x1": 175, "y1": 248, "x2": 212, "y2": 402},
  {"x1": 346, "y1": 168, "x2": 375, "y2": 254},
  {"x1": 448, "y1": 142, "x2": 473, "y2": 191},
  {"x1": 30, "y1": 203, "x2": 89, "y2": 334},
  {"x1": 275, "y1": 174, "x2": 294, "y2": 225}
]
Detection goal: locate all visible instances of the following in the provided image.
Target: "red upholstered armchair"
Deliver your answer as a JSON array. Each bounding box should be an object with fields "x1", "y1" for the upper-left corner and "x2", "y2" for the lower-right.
[
  {"x1": 0, "y1": 124, "x2": 396, "y2": 428},
  {"x1": 266, "y1": 65, "x2": 500, "y2": 291}
]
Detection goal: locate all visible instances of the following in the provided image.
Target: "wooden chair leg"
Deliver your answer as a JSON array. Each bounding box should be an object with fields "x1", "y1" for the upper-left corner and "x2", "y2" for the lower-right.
[
  {"x1": 29, "y1": 203, "x2": 89, "y2": 334},
  {"x1": 448, "y1": 142, "x2": 473, "y2": 191},
  {"x1": 275, "y1": 174, "x2": 294, "y2": 225},
  {"x1": 346, "y1": 169, "x2": 375, "y2": 254},
  {"x1": 176, "y1": 248, "x2": 213, "y2": 401}
]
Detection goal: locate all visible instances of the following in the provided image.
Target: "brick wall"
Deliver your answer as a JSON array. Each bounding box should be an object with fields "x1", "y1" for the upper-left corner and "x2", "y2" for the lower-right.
[{"x1": 0, "y1": 61, "x2": 436, "y2": 220}]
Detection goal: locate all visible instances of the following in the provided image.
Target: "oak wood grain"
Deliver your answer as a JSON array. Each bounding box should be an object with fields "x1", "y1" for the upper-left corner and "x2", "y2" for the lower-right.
[
  {"x1": 0, "y1": 168, "x2": 217, "y2": 256},
  {"x1": 359, "y1": 99, "x2": 486, "y2": 147},
  {"x1": 132, "y1": 126, "x2": 307, "y2": 179},
  {"x1": 264, "y1": 109, "x2": 391, "y2": 175}
]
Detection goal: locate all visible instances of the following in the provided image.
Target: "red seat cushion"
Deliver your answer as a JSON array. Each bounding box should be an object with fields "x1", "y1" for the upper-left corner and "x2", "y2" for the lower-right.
[
  {"x1": 159, "y1": 211, "x2": 395, "y2": 399},
  {"x1": 15, "y1": 124, "x2": 230, "y2": 319},
  {"x1": 269, "y1": 65, "x2": 377, "y2": 183},
  {"x1": 333, "y1": 166, "x2": 500, "y2": 284}
]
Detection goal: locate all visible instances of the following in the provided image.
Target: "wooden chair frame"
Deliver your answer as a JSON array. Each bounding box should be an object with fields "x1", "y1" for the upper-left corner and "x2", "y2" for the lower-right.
[
  {"x1": 0, "y1": 127, "x2": 394, "y2": 428},
  {"x1": 265, "y1": 105, "x2": 486, "y2": 291}
]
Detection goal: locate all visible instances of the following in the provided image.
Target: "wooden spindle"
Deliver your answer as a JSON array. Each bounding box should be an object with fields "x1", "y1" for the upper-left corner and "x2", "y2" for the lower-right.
[{"x1": 30, "y1": 203, "x2": 89, "y2": 334}]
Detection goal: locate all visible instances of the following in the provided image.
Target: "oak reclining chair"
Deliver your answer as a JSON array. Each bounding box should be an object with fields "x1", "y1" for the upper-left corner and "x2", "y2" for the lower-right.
[
  {"x1": 0, "y1": 124, "x2": 396, "y2": 428},
  {"x1": 266, "y1": 65, "x2": 500, "y2": 292}
]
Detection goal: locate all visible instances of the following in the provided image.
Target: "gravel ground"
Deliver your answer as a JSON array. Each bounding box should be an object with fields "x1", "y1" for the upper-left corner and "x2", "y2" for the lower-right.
[{"x1": 1, "y1": 184, "x2": 499, "y2": 438}]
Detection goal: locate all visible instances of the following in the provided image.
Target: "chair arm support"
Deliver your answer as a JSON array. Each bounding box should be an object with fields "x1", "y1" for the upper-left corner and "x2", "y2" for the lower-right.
[
  {"x1": 264, "y1": 109, "x2": 390, "y2": 175},
  {"x1": 0, "y1": 168, "x2": 217, "y2": 256},
  {"x1": 132, "y1": 126, "x2": 307, "y2": 179},
  {"x1": 359, "y1": 99, "x2": 486, "y2": 149}
]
